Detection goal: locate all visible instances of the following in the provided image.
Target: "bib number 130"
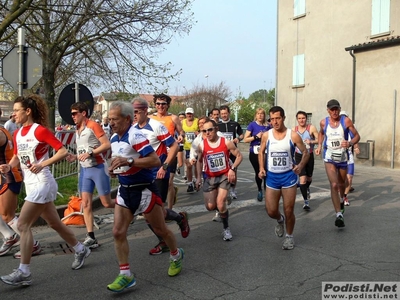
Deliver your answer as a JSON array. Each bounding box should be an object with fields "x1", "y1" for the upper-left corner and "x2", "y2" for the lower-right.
[{"x1": 273, "y1": 157, "x2": 287, "y2": 166}]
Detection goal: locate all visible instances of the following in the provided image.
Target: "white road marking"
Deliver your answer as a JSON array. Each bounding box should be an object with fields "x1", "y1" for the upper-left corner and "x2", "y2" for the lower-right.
[{"x1": 175, "y1": 191, "x2": 332, "y2": 214}]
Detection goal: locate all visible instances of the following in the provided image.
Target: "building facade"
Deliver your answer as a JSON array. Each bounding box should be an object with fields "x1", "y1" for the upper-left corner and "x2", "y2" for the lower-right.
[{"x1": 277, "y1": 0, "x2": 400, "y2": 167}]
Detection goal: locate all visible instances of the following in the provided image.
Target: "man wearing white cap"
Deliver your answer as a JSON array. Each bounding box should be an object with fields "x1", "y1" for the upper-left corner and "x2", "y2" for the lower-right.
[
  {"x1": 182, "y1": 108, "x2": 199, "y2": 193},
  {"x1": 315, "y1": 100, "x2": 360, "y2": 228}
]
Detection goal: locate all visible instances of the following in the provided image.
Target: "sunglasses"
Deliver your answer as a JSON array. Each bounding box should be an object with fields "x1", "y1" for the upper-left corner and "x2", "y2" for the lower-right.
[
  {"x1": 134, "y1": 110, "x2": 142, "y2": 114},
  {"x1": 201, "y1": 128, "x2": 214, "y2": 133},
  {"x1": 155, "y1": 102, "x2": 167, "y2": 106},
  {"x1": 71, "y1": 111, "x2": 79, "y2": 116}
]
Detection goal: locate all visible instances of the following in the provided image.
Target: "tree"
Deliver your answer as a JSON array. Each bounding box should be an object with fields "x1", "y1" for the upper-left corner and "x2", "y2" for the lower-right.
[
  {"x1": 177, "y1": 82, "x2": 231, "y2": 117},
  {"x1": 2, "y1": 0, "x2": 194, "y2": 129},
  {"x1": 0, "y1": 0, "x2": 33, "y2": 42},
  {"x1": 237, "y1": 88, "x2": 275, "y2": 125},
  {"x1": 248, "y1": 88, "x2": 275, "y2": 106}
]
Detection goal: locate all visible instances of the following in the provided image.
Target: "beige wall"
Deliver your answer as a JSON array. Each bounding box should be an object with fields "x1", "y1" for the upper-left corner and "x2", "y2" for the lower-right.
[{"x1": 277, "y1": 0, "x2": 400, "y2": 167}]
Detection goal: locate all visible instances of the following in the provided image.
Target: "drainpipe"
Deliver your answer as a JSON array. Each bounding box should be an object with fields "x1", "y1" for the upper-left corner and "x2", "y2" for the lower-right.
[{"x1": 348, "y1": 50, "x2": 356, "y2": 123}]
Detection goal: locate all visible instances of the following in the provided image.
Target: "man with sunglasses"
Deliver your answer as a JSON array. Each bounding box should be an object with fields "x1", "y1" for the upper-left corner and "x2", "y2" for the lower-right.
[
  {"x1": 67, "y1": 102, "x2": 114, "y2": 249},
  {"x1": 195, "y1": 120, "x2": 243, "y2": 241},
  {"x1": 315, "y1": 99, "x2": 360, "y2": 228},
  {"x1": 150, "y1": 94, "x2": 184, "y2": 211},
  {"x1": 132, "y1": 97, "x2": 190, "y2": 256}
]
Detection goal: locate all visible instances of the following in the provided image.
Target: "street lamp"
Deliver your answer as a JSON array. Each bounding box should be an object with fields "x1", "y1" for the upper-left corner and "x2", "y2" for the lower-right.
[{"x1": 205, "y1": 75, "x2": 209, "y2": 89}]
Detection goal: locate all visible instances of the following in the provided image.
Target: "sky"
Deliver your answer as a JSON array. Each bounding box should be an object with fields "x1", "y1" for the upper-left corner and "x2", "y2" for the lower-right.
[{"x1": 152, "y1": 0, "x2": 277, "y2": 99}]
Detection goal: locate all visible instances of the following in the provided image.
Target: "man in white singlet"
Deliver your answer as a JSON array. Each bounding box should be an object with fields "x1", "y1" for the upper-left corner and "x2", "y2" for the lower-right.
[{"x1": 259, "y1": 106, "x2": 309, "y2": 250}]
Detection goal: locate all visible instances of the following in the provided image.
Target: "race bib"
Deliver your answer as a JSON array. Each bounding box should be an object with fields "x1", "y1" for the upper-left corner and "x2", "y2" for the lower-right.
[
  {"x1": 186, "y1": 132, "x2": 196, "y2": 143},
  {"x1": 221, "y1": 132, "x2": 233, "y2": 141},
  {"x1": 206, "y1": 152, "x2": 227, "y2": 173},
  {"x1": 253, "y1": 145, "x2": 260, "y2": 154},
  {"x1": 19, "y1": 150, "x2": 34, "y2": 167},
  {"x1": 77, "y1": 145, "x2": 88, "y2": 155}
]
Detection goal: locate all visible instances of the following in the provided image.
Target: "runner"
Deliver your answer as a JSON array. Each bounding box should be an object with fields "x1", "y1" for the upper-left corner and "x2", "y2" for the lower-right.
[
  {"x1": 315, "y1": 100, "x2": 360, "y2": 228},
  {"x1": 292, "y1": 110, "x2": 319, "y2": 210},
  {"x1": 243, "y1": 108, "x2": 271, "y2": 201},
  {"x1": 150, "y1": 94, "x2": 184, "y2": 211},
  {"x1": 0, "y1": 126, "x2": 42, "y2": 259},
  {"x1": 195, "y1": 119, "x2": 243, "y2": 241},
  {"x1": 132, "y1": 98, "x2": 190, "y2": 256},
  {"x1": 107, "y1": 101, "x2": 184, "y2": 292},
  {"x1": 258, "y1": 106, "x2": 309, "y2": 250},
  {"x1": 217, "y1": 105, "x2": 243, "y2": 200},
  {"x1": 66, "y1": 102, "x2": 114, "y2": 249},
  {"x1": 182, "y1": 107, "x2": 199, "y2": 193},
  {"x1": 0, "y1": 95, "x2": 90, "y2": 287}
]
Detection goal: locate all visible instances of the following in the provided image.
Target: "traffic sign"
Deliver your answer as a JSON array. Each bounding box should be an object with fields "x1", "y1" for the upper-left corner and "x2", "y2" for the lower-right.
[
  {"x1": 58, "y1": 83, "x2": 94, "y2": 125},
  {"x1": 1, "y1": 46, "x2": 42, "y2": 90}
]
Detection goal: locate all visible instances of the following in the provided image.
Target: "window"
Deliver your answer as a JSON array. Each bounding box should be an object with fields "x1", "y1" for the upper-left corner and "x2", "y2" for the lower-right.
[
  {"x1": 306, "y1": 113, "x2": 312, "y2": 125},
  {"x1": 371, "y1": 0, "x2": 390, "y2": 36},
  {"x1": 292, "y1": 54, "x2": 305, "y2": 87},
  {"x1": 294, "y1": 0, "x2": 306, "y2": 18}
]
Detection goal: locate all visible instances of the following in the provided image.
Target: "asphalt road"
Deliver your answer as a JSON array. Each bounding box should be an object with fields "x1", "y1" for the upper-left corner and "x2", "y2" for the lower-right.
[{"x1": 1, "y1": 155, "x2": 399, "y2": 300}]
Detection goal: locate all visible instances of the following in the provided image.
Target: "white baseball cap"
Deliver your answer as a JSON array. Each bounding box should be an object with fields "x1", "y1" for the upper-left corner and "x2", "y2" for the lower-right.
[{"x1": 185, "y1": 108, "x2": 194, "y2": 114}]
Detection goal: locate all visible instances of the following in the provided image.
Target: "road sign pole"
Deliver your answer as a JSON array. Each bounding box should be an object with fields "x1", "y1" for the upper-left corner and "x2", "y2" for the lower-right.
[{"x1": 17, "y1": 28, "x2": 26, "y2": 96}]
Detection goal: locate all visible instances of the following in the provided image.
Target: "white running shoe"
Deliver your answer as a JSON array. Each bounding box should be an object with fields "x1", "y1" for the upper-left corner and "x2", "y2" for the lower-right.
[{"x1": 222, "y1": 227, "x2": 233, "y2": 241}]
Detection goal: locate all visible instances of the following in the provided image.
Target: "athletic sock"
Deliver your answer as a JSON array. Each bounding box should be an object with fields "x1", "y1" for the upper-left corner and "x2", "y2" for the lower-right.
[
  {"x1": 299, "y1": 184, "x2": 308, "y2": 200},
  {"x1": 306, "y1": 180, "x2": 312, "y2": 189},
  {"x1": 165, "y1": 208, "x2": 183, "y2": 223},
  {"x1": 88, "y1": 232, "x2": 95, "y2": 239},
  {"x1": 220, "y1": 210, "x2": 229, "y2": 229},
  {"x1": 278, "y1": 214, "x2": 284, "y2": 223},
  {"x1": 73, "y1": 242, "x2": 85, "y2": 253},
  {"x1": 119, "y1": 263, "x2": 131, "y2": 276},
  {"x1": 19, "y1": 263, "x2": 30, "y2": 276},
  {"x1": 170, "y1": 248, "x2": 180, "y2": 260},
  {"x1": 336, "y1": 212, "x2": 343, "y2": 218}
]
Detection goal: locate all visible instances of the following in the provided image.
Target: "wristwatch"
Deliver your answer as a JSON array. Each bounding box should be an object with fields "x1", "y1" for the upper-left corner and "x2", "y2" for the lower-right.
[
  {"x1": 231, "y1": 166, "x2": 237, "y2": 172},
  {"x1": 87, "y1": 149, "x2": 93, "y2": 156},
  {"x1": 162, "y1": 163, "x2": 169, "y2": 170},
  {"x1": 127, "y1": 157, "x2": 134, "y2": 167}
]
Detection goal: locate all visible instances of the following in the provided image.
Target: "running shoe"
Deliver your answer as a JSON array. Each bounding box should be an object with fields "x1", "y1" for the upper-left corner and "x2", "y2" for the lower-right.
[
  {"x1": 83, "y1": 234, "x2": 100, "y2": 249},
  {"x1": 149, "y1": 241, "x2": 169, "y2": 255},
  {"x1": 344, "y1": 196, "x2": 350, "y2": 206},
  {"x1": 230, "y1": 190, "x2": 237, "y2": 200},
  {"x1": 349, "y1": 187, "x2": 355, "y2": 193},
  {"x1": 14, "y1": 240, "x2": 42, "y2": 259},
  {"x1": 222, "y1": 227, "x2": 233, "y2": 241},
  {"x1": 72, "y1": 246, "x2": 91, "y2": 270},
  {"x1": 340, "y1": 202, "x2": 345, "y2": 214},
  {"x1": 282, "y1": 236, "x2": 295, "y2": 250},
  {"x1": 212, "y1": 211, "x2": 221, "y2": 222},
  {"x1": 186, "y1": 183, "x2": 194, "y2": 193},
  {"x1": 257, "y1": 191, "x2": 263, "y2": 202},
  {"x1": 0, "y1": 269, "x2": 32, "y2": 286},
  {"x1": 173, "y1": 186, "x2": 178, "y2": 205},
  {"x1": 168, "y1": 248, "x2": 184, "y2": 277},
  {"x1": 178, "y1": 212, "x2": 190, "y2": 238},
  {"x1": 335, "y1": 215, "x2": 345, "y2": 228},
  {"x1": 307, "y1": 188, "x2": 311, "y2": 200},
  {"x1": 303, "y1": 201, "x2": 310, "y2": 211},
  {"x1": 275, "y1": 215, "x2": 285, "y2": 237},
  {"x1": 107, "y1": 274, "x2": 136, "y2": 292},
  {"x1": 0, "y1": 233, "x2": 19, "y2": 256}
]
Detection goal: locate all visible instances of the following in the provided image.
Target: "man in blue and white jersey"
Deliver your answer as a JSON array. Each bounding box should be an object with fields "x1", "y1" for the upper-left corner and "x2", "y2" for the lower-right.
[{"x1": 259, "y1": 106, "x2": 309, "y2": 250}]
